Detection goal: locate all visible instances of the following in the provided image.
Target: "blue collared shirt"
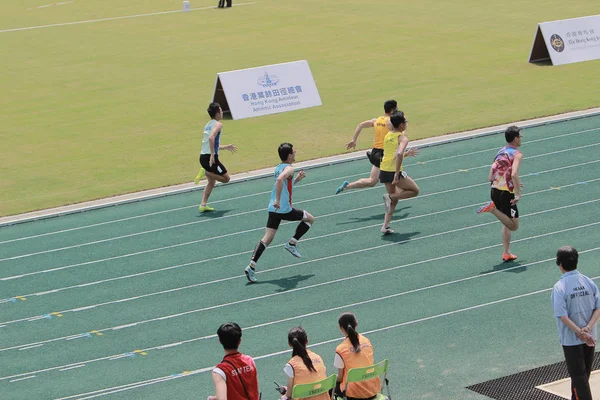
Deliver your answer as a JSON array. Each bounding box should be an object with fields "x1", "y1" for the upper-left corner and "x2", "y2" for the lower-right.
[{"x1": 552, "y1": 270, "x2": 600, "y2": 346}]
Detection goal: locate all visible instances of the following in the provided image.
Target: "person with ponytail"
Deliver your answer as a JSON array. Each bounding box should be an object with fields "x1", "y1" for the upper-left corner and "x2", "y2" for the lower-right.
[
  {"x1": 334, "y1": 313, "x2": 379, "y2": 400},
  {"x1": 281, "y1": 327, "x2": 329, "y2": 400}
]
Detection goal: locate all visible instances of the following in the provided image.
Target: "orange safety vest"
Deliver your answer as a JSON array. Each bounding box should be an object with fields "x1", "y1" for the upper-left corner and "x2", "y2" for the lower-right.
[
  {"x1": 288, "y1": 349, "x2": 329, "y2": 400},
  {"x1": 335, "y1": 334, "x2": 380, "y2": 399}
]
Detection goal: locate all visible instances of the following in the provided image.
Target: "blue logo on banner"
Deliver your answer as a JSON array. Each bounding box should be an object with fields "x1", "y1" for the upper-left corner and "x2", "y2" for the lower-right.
[
  {"x1": 257, "y1": 72, "x2": 279, "y2": 88},
  {"x1": 550, "y1": 34, "x2": 565, "y2": 52}
]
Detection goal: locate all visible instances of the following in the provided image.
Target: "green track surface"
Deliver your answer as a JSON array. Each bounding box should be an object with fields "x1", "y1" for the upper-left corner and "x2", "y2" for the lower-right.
[
  {"x1": 1, "y1": 115, "x2": 600, "y2": 399},
  {"x1": 1, "y1": 0, "x2": 600, "y2": 215}
]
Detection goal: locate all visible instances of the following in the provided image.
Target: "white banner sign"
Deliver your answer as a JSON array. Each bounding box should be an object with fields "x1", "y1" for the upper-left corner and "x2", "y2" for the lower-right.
[
  {"x1": 212, "y1": 60, "x2": 322, "y2": 120},
  {"x1": 529, "y1": 14, "x2": 600, "y2": 65}
]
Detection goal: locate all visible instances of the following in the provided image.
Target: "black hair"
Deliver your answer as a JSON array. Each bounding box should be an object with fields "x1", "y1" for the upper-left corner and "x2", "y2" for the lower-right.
[
  {"x1": 505, "y1": 126, "x2": 521, "y2": 143},
  {"x1": 207, "y1": 102, "x2": 221, "y2": 119},
  {"x1": 556, "y1": 246, "x2": 579, "y2": 271},
  {"x1": 278, "y1": 142, "x2": 294, "y2": 162},
  {"x1": 288, "y1": 327, "x2": 316, "y2": 372},
  {"x1": 389, "y1": 111, "x2": 407, "y2": 129},
  {"x1": 217, "y1": 322, "x2": 242, "y2": 350},
  {"x1": 338, "y1": 312, "x2": 361, "y2": 352},
  {"x1": 383, "y1": 100, "x2": 398, "y2": 114}
]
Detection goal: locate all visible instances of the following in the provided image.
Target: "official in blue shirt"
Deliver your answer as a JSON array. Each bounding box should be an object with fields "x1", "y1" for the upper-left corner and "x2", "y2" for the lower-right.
[{"x1": 552, "y1": 246, "x2": 600, "y2": 400}]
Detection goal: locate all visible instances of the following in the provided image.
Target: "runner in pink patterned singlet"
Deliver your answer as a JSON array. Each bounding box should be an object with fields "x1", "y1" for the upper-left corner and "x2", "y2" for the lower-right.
[{"x1": 477, "y1": 126, "x2": 524, "y2": 262}]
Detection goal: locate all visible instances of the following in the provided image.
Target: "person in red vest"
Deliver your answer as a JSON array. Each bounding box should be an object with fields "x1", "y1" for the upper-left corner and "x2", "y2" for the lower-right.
[
  {"x1": 281, "y1": 327, "x2": 329, "y2": 400},
  {"x1": 208, "y1": 323, "x2": 260, "y2": 400},
  {"x1": 334, "y1": 313, "x2": 380, "y2": 400}
]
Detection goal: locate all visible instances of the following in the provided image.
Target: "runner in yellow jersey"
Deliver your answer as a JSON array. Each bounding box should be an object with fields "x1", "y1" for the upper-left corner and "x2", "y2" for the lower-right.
[
  {"x1": 335, "y1": 100, "x2": 417, "y2": 194},
  {"x1": 379, "y1": 111, "x2": 420, "y2": 234}
]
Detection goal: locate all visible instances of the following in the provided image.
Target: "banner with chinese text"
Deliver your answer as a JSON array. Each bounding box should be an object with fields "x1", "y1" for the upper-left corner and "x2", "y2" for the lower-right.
[
  {"x1": 212, "y1": 60, "x2": 322, "y2": 120},
  {"x1": 529, "y1": 15, "x2": 600, "y2": 65}
]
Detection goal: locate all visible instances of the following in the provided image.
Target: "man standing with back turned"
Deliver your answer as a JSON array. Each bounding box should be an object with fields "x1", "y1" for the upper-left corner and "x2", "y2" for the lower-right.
[{"x1": 552, "y1": 246, "x2": 600, "y2": 400}]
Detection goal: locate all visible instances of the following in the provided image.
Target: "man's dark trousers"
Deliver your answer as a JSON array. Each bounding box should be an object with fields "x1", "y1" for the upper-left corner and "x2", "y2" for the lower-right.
[{"x1": 563, "y1": 344, "x2": 594, "y2": 400}]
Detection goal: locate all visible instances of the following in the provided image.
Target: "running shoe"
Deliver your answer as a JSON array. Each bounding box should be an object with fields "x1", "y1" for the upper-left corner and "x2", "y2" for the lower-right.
[
  {"x1": 476, "y1": 201, "x2": 495, "y2": 214},
  {"x1": 502, "y1": 253, "x2": 518, "y2": 262},
  {"x1": 381, "y1": 226, "x2": 395, "y2": 235},
  {"x1": 199, "y1": 205, "x2": 215, "y2": 212},
  {"x1": 383, "y1": 193, "x2": 392, "y2": 214},
  {"x1": 335, "y1": 181, "x2": 349, "y2": 194},
  {"x1": 244, "y1": 265, "x2": 257, "y2": 283},
  {"x1": 285, "y1": 242, "x2": 302, "y2": 258},
  {"x1": 194, "y1": 168, "x2": 205, "y2": 185}
]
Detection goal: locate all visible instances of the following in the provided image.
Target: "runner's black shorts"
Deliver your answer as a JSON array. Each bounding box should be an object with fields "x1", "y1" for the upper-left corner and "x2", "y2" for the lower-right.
[
  {"x1": 379, "y1": 170, "x2": 408, "y2": 184},
  {"x1": 367, "y1": 148, "x2": 384, "y2": 168},
  {"x1": 200, "y1": 154, "x2": 228, "y2": 175},
  {"x1": 266, "y1": 209, "x2": 306, "y2": 230},
  {"x1": 491, "y1": 188, "x2": 519, "y2": 218}
]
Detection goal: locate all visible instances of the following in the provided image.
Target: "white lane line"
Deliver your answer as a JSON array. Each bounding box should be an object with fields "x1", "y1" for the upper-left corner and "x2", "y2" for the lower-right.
[
  {"x1": 1, "y1": 155, "x2": 598, "y2": 283},
  {"x1": 59, "y1": 364, "x2": 85, "y2": 372},
  {"x1": 2, "y1": 186, "x2": 598, "y2": 328},
  {"x1": 0, "y1": 3, "x2": 257, "y2": 34},
  {"x1": 3, "y1": 140, "x2": 599, "y2": 262},
  {"x1": 2, "y1": 196, "x2": 598, "y2": 328},
  {"x1": 54, "y1": 265, "x2": 600, "y2": 399},
  {"x1": 9, "y1": 375, "x2": 36, "y2": 383},
  {"x1": 18, "y1": 344, "x2": 43, "y2": 351},
  {"x1": 2, "y1": 211, "x2": 598, "y2": 354},
  {"x1": 1, "y1": 125, "x2": 596, "y2": 246},
  {"x1": 8, "y1": 247, "x2": 600, "y2": 386}
]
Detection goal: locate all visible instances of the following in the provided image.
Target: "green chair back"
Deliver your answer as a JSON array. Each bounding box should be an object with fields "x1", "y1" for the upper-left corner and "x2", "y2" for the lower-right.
[
  {"x1": 291, "y1": 374, "x2": 338, "y2": 400},
  {"x1": 345, "y1": 359, "x2": 388, "y2": 385}
]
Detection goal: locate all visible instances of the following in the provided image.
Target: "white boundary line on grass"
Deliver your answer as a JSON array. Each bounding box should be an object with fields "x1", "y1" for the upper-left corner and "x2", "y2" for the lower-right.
[
  {"x1": 1, "y1": 108, "x2": 599, "y2": 227},
  {"x1": 0, "y1": 2, "x2": 257, "y2": 34}
]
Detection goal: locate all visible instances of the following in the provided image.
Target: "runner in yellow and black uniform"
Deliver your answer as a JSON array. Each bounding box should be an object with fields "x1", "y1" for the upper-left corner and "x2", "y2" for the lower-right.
[
  {"x1": 335, "y1": 100, "x2": 417, "y2": 194},
  {"x1": 379, "y1": 111, "x2": 420, "y2": 234}
]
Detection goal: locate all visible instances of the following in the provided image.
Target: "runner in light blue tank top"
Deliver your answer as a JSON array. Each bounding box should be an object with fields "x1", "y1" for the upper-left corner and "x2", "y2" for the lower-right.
[
  {"x1": 268, "y1": 163, "x2": 294, "y2": 214},
  {"x1": 194, "y1": 103, "x2": 237, "y2": 213},
  {"x1": 201, "y1": 119, "x2": 221, "y2": 155},
  {"x1": 244, "y1": 143, "x2": 316, "y2": 284}
]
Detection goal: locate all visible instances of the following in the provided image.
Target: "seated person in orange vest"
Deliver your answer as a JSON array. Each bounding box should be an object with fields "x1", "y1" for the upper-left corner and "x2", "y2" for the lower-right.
[
  {"x1": 334, "y1": 313, "x2": 380, "y2": 400},
  {"x1": 281, "y1": 327, "x2": 329, "y2": 400},
  {"x1": 208, "y1": 322, "x2": 260, "y2": 400}
]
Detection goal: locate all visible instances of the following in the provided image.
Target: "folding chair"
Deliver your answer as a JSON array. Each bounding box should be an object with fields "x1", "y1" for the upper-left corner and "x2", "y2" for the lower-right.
[
  {"x1": 342, "y1": 359, "x2": 391, "y2": 400},
  {"x1": 291, "y1": 374, "x2": 338, "y2": 400}
]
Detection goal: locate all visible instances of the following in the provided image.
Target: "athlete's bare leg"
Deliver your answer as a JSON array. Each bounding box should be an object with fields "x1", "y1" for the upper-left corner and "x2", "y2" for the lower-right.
[
  {"x1": 346, "y1": 166, "x2": 379, "y2": 189},
  {"x1": 201, "y1": 172, "x2": 230, "y2": 206}
]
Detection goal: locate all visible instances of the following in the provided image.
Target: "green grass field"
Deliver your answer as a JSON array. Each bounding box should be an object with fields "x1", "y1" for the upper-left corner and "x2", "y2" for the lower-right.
[{"x1": 1, "y1": 0, "x2": 599, "y2": 216}]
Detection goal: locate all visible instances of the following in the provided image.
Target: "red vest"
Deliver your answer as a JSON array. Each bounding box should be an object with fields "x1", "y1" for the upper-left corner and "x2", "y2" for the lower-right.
[{"x1": 216, "y1": 352, "x2": 260, "y2": 400}]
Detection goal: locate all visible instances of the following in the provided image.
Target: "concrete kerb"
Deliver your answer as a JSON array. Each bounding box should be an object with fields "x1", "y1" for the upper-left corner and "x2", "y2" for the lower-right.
[{"x1": 1, "y1": 107, "x2": 599, "y2": 227}]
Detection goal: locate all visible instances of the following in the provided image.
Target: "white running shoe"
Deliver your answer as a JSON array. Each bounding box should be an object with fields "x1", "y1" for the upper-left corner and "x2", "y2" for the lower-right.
[
  {"x1": 244, "y1": 265, "x2": 257, "y2": 283},
  {"x1": 381, "y1": 226, "x2": 395, "y2": 235},
  {"x1": 285, "y1": 242, "x2": 302, "y2": 258}
]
